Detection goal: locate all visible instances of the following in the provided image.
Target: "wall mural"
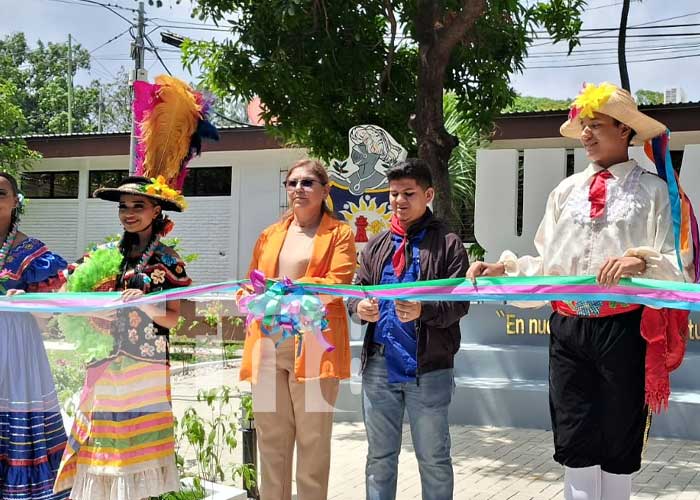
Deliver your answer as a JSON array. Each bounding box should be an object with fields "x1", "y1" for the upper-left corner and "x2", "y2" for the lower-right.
[{"x1": 327, "y1": 125, "x2": 406, "y2": 254}]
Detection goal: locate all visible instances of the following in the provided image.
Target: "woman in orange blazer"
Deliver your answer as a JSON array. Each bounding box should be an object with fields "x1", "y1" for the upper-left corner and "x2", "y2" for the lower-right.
[{"x1": 240, "y1": 158, "x2": 356, "y2": 500}]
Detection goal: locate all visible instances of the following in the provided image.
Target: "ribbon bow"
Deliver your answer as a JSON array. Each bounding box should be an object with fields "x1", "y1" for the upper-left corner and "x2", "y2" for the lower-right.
[{"x1": 237, "y1": 270, "x2": 334, "y2": 354}]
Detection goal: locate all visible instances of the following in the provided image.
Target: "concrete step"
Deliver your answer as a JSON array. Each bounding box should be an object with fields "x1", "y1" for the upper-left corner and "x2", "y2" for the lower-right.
[
  {"x1": 351, "y1": 341, "x2": 700, "y2": 391},
  {"x1": 335, "y1": 376, "x2": 700, "y2": 441},
  {"x1": 453, "y1": 344, "x2": 700, "y2": 391}
]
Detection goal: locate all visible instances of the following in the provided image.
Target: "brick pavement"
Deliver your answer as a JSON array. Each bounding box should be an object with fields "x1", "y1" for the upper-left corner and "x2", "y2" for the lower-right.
[{"x1": 327, "y1": 422, "x2": 700, "y2": 500}]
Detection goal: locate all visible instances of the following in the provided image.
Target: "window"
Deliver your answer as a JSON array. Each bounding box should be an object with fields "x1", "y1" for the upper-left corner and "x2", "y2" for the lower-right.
[
  {"x1": 89, "y1": 170, "x2": 129, "y2": 197},
  {"x1": 21, "y1": 172, "x2": 79, "y2": 199},
  {"x1": 182, "y1": 167, "x2": 232, "y2": 197}
]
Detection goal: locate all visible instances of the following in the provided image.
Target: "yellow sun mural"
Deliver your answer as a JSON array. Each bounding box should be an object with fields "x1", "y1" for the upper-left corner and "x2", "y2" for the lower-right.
[{"x1": 339, "y1": 195, "x2": 392, "y2": 242}]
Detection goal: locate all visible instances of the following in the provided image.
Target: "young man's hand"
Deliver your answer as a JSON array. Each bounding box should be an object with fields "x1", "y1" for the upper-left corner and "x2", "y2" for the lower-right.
[
  {"x1": 357, "y1": 298, "x2": 380, "y2": 323},
  {"x1": 395, "y1": 300, "x2": 421, "y2": 322},
  {"x1": 596, "y1": 256, "x2": 646, "y2": 287},
  {"x1": 466, "y1": 261, "x2": 506, "y2": 284}
]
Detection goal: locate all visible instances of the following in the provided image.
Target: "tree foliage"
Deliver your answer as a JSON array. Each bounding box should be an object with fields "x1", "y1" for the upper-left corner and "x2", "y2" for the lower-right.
[
  {"x1": 504, "y1": 94, "x2": 571, "y2": 113},
  {"x1": 444, "y1": 92, "x2": 478, "y2": 233},
  {"x1": 178, "y1": 1, "x2": 585, "y2": 222},
  {"x1": 0, "y1": 33, "x2": 131, "y2": 135},
  {"x1": 0, "y1": 82, "x2": 41, "y2": 175},
  {"x1": 184, "y1": 1, "x2": 583, "y2": 155},
  {"x1": 635, "y1": 89, "x2": 664, "y2": 106}
]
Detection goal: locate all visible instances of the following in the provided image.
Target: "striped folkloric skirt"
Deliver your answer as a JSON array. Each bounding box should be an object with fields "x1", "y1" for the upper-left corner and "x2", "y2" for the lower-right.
[
  {"x1": 0, "y1": 312, "x2": 70, "y2": 500},
  {"x1": 53, "y1": 353, "x2": 179, "y2": 500}
]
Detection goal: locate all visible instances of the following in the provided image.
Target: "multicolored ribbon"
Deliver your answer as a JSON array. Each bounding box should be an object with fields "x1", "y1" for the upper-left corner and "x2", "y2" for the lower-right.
[
  {"x1": 236, "y1": 270, "x2": 333, "y2": 353},
  {"x1": 7, "y1": 275, "x2": 700, "y2": 313}
]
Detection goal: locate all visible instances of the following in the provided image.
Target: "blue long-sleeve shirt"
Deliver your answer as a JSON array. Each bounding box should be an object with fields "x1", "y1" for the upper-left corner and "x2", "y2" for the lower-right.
[{"x1": 374, "y1": 229, "x2": 426, "y2": 383}]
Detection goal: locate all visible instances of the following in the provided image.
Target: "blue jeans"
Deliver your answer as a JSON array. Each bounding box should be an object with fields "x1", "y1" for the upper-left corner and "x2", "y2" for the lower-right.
[{"x1": 362, "y1": 353, "x2": 454, "y2": 500}]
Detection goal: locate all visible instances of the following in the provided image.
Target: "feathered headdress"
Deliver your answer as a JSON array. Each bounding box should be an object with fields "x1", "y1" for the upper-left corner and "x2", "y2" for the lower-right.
[
  {"x1": 133, "y1": 75, "x2": 219, "y2": 189},
  {"x1": 94, "y1": 75, "x2": 219, "y2": 212}
]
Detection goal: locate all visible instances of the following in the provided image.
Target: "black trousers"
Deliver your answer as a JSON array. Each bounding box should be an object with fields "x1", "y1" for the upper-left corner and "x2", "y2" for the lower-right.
[{"x1": 549, "y1": 308, "x2": 648, "y2": 474}]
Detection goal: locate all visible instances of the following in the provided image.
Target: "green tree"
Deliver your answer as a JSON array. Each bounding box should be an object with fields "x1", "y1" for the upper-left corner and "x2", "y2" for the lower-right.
[
  {"x1": 444, "y1": 92, "x2": 478, "y2": 235},
  {"x1": 0, "y1": 33, "x2": 102, "y2": 134},
  {"x1": 504, "y1": 95, "x2": 571, "y2": 113},
  {"x1": 100, "y1": 67, "x2": 133, "y2": 133},
  {"x1": 0, "y1": 82, "x2": 40, "y2": 175},
  {"x1": 635, "y1": 89, "x2": 663, "y2": 106},
  {"x1": 181, "y1": 0, "x2": 585, "y2": 223}
]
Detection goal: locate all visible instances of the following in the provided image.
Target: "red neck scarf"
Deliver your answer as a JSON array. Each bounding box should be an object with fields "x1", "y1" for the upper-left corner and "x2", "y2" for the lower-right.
[
  {"x1": 390, "y1": 215, "x2": 408, "y2": 277},
  {"x1": 589, "y1": 169, "x2": 613, "y2": 219}
]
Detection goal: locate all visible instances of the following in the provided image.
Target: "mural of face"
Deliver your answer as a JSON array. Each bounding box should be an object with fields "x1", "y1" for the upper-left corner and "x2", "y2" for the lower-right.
[
  {"x1": 328, "y1": 125, "x2": 407, "y2": 258},
  {"x1": 330, "y1": 125, "x2": 407, "y2": 196}
]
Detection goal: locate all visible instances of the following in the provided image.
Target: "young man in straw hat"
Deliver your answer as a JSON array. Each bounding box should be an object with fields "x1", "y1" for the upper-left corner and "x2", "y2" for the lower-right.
[{"x1": 467, "y1": 82, "x2": 694, "y2": 500}]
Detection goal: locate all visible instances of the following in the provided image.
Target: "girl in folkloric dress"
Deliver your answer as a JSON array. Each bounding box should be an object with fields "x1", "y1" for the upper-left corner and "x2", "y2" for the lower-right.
[
  {"x1": 54, "y1": 74, "x2": 217, "y2": 500},
  {"x1": 53, "y1": 176, "x2": 191, "y2": 500},
  {"x1": 0, "y1": 172, "x2": 71, "y2": 500}
]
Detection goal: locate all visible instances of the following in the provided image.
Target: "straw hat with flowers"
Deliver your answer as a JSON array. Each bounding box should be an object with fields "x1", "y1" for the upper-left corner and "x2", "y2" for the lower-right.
[{"x1": 560, "y1": 82, "x2": 666, "y2": 144}]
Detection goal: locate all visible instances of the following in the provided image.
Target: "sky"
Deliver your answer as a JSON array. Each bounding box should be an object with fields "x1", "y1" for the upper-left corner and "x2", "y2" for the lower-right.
[{"x1": 1, "y1": 0, "x2": 700, "y2": 102}]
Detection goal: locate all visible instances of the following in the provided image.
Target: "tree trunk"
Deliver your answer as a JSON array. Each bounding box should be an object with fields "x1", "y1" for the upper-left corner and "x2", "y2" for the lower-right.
[
  {"x1": 413, "y1": 43, "x2": 457, "y2": 224},
  {"x1": 410, "y1": 0, "x2": 485, "y2": 228},
  {"x1": 618, "y1": 0, "x2": 631, "y2": 91}
]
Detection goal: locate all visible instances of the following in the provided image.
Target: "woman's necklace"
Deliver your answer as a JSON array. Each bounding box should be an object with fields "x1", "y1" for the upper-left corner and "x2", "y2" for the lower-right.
[
  {"x1": 134, "y1": 234, "x2": 161, "y2": 272},
  {"x1": 0, "y1": 224, "x2": 19, "y2": 270},
  {"x1": 121, "y1": 233, "x2": 161, "y2": 289}
]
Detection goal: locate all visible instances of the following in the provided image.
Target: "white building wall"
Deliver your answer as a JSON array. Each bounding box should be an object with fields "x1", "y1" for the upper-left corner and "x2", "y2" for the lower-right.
[{"x1": 20, "y1": 146, "x2": 307, "y2": 284}]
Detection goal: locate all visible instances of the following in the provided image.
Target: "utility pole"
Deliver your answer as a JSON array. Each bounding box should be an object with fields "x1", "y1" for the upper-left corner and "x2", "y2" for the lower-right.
[
  {"x1": 618, "y1": 0, "x2": 631, "y2": 91},
  {"x1": 129, "y1": 1, "x2": 147, "y2": 175},
  {"x1": 98, "y1": 85, "x2": 103, "y2": 133},
  {"x1": 67, "y1": 34, "x2": 73, "y2": 134}
]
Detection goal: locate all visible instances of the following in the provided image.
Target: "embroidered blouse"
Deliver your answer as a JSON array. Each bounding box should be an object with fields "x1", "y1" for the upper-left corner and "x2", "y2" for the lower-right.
[
  {"x1": 1, "y1": 237, "x2": 67, "y2": 294},
  {"x1": 499, "y1": 160, "x2": 694, "y2": 285}
]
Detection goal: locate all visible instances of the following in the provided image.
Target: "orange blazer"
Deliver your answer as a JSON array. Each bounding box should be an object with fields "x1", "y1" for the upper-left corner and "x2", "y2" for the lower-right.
[{"x1": 239, "y1": 213, "x2": 356, "y2": 382}]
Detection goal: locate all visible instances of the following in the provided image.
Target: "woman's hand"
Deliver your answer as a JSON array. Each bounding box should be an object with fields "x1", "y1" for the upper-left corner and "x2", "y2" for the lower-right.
[
  {"x1": 121, "y1": 288, "x2": 145, "y2": 302},
  {"x1": 5, "y1": 289, "x2": 26, "y2": 296}
]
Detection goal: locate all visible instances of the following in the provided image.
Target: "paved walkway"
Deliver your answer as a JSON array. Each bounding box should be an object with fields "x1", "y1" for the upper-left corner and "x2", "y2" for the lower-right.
[
  {"x1": 171, "y1": 365, "x2": 700, "y2": 500},
  {"x1": 328, "y1": 423, "x2": 700, "y2": 500}
]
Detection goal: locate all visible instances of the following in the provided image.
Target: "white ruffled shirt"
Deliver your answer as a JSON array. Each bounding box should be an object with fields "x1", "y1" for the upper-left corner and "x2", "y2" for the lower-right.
[{"x1": 500, "y1": 159, "x2": 693, "y2": 285}]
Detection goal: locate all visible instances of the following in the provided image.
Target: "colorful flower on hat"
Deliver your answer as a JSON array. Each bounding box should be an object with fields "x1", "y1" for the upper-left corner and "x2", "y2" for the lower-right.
[
  {"x1": 141, "y1": 175, "x2": 188, "y2": 209},
  {"x1": 569, "y1": 82, "x2": 617, "y2": 120}
]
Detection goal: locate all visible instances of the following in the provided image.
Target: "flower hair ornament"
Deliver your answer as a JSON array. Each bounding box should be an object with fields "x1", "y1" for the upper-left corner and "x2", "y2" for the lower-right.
[{"x1": 568, "y1": 82, "x2": 617, "y2": 120}]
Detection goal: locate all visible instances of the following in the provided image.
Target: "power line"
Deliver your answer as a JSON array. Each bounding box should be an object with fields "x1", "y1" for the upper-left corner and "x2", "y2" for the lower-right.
[
  {"x1": 89, "y1": 27, "x2": 132, "y2": 54},
  {"x1": 527, "y1": 42, "x2": 700, "y2": 59},
  {"x1": 67, "y1": 0, "x2": 139, "y2": 12},
  {"x1": 145, "y1": 34, "x2": 174, "y2": 74},
  {"x1": 534, "y1": 22, "x2": 700, "y2": 34},
  {"x1": 147, "y1": 16, "x2": 225, "y2": 29},
  {"x1": 529, "y1": 9, "x2": 700, "y2": 48},
  {"x1": 145, "y1": 41, "x2": 254, "y2": 128},
  {"x1": 70, "y1": 34, "x2": 120, "y2": 80},
  {"x1": 525, "y1": 50, "x2": 700, "y2": 69},
  {"x1": 585, "y1": 1, "x2": 625, "y2": 11},
  {"x1": 153, "y1": 24, "x2": 231, "y2": 32}
]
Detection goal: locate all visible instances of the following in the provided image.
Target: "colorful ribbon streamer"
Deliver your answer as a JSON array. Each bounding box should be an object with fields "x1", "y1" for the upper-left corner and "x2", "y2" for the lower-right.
[
  {"x1": 7, "y1": 276, "x2": 700, "y2": 313},
  {"x1": 237, "y1": 270, "x2": 333, "y2": 353}
]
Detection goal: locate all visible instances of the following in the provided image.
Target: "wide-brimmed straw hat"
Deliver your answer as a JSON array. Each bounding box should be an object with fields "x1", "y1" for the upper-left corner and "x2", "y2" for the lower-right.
[
  {"x1": 94, "y1": 175, "x2": 187, "y2": 212},
  {"x1": 560, "y1": 82, "x2": 667, "y2": 144}
]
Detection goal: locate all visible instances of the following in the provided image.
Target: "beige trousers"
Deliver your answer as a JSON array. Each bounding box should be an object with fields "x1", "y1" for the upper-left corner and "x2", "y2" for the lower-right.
[{"x1": 253, "y1": 338, "x2": 340, "y2": 500}]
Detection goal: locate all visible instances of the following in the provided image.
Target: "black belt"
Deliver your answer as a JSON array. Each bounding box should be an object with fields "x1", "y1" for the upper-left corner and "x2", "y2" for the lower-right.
[{"x1": 368, "y1": 342, "x2": 385, "y2": 356}]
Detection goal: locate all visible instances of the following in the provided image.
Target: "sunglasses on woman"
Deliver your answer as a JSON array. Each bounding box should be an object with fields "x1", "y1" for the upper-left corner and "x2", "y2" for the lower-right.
[{"x1": 283, "y1": 178, "x2": 326, "y2": 191}]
